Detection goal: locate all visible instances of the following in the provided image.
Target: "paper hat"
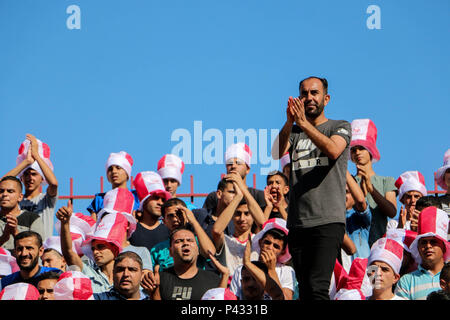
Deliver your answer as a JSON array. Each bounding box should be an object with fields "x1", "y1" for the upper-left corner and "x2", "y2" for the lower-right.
[
  {"x1": 368, "y1": 238, "x2": 404, "y2": 275},
  {"x1": 334, "y1": 288, "x2": 366, "y2": 300},
  {"x1": 225, "y1": 143, "x2": 252, "y2": 167},
  {"x1": 383, "y1": 229, "x2": 417, "y2": 253},
  {"x1": 0, "y1": 248, "x2": 19, "y2": 276},
  {"x1": 344, "y1": 258, "x2": 372, "y2": 297},
  {"x1": 251, "y1": 218, "x2": 291, "y2": 264},
  {"x1": 157, "y1": 154, "x2": 185, "y2": 185},
  {"x1": 350, "y1": 119, "x2": 381, "y2": 162},
  {"x1": 81, "y1": 212, "x2": 129, "y2": 261},
  {"x1": 55, "y1": 212, "x2": 96, "y2": 256},
  {"x1": 435, "y1": 149, "x2": 450, "y2": 190},
  {"x1": 105, "y1": 151, "x2": 134, "y2": 179},
  {"x1": 329, "y1": 259, "x2": 349, "y2": 300},
  {"x1": 410, "y1": 206, "x2": 450, "y2": 264},
  {"x1": 16, "y1": 137, "x2": 54, "y2": 185},
  {"x1": 280, "y1": 152, "x2": 290, "y2": 170},
  {"x1": 54, "y1": 271, "x2": 94, "y2": 300},
  {"x1": 201, "y1": 287, "x2": 238, "y2": 300},
  {"x1": 395, "y1": 171, "x2": 427, "y2": 201},
  {"x1": 0, "y1": 282, "x2": 40, "y2": 300},
  {"x1": 133, "y1": 171, "x2": 172, "y2": 211}
]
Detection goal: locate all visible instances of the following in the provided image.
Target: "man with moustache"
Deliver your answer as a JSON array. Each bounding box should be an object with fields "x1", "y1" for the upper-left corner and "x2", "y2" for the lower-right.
[
  {"x1": 272, "y1": 76, "x2": 352, "y2": 300},
  {"x1": 0, "y1": 231, "x2": 61, "y2": 290}
]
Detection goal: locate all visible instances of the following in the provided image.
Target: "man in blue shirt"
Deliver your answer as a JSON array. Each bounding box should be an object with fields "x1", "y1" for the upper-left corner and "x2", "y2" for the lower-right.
[{"x1": 0, "y1": 231, "x2": 62, "y2": 290}]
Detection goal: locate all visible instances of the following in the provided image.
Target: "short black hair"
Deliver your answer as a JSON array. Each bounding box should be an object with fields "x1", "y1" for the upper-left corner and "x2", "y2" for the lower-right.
[
  {"x1": 161, "y1": 197, "x2": 187, "y2": 217},
  {"x1": 441, "y1": 262, "x2": 450, "y2": 282},
  {"x1": 299, "y1": 76, "x2": 328, "y2": 95},
  {"x1": 114, "y1": 251, "x2": 143, "y2": 271},
  {"x1": 169, "y1": 226, "x2": 196, "y2": 246},
  {"x1": 266, "y1": 170, "x2": 288, "y2": 186},
  {"x1": 416, "y1": 196, "x2": 442, "y2": 211},
  {"x1": 242, "y1": 260, "x2": 268, "y2": 274},
  {"x1": 36, "y1": 270, "x2": 62, "y2": 283},
  {"x1": 426, "y1": 290, "x2": 450, "y2": 300},
  {"x1": 261, "y1": 228, "x2": 288, "y2": 251},
  {"x1": 0, "y1": 176, "x2": 23, "y2": 192},
  {"x1": 43, "y1": 248, "x2": 63, "y2": 258},
  {"x1": 217, "y1": 178, "x2": 233, "y2": 192},
  {"x1": 14, "y1": 230, "x2": 43, "y2": 248}
]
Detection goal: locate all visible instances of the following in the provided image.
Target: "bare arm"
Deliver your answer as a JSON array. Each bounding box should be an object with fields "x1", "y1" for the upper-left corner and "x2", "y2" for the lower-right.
[
  {"x1": 342, "y1": 233, "x2": 357, "y2": 256},
  {"x1": 56, "y1": 201, "x2": 83, "y2": 270},
  {"x1": 346, "y1": 170, "x2": 367, "y2": 212},
  {"x1": 271, "y1": 97, "x2": 295, "y2": 160}
]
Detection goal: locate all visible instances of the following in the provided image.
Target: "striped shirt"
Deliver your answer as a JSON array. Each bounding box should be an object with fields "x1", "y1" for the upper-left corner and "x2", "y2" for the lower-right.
[{"x1": 394, "y1": 265, "x2": 442, "y2": 300}]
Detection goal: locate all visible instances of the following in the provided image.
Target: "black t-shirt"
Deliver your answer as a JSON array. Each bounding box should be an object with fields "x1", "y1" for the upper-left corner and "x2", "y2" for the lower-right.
[
  {"x1": 159, "y1": 267, "x2": 221, "y2": 300},
  {"x1": 129, "y1": 222, "x2": 170, "y2": 253}
]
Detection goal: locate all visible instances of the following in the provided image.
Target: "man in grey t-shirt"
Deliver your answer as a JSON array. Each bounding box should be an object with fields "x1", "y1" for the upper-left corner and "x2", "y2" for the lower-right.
[{"x1": 272, "y1": 76, "x2": 351, "y2": 300}]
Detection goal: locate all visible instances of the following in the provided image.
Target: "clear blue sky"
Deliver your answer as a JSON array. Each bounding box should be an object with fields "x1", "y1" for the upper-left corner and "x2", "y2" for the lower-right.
[{"x1": 1, "y1": 0, "x2": 449, "y2": 218}]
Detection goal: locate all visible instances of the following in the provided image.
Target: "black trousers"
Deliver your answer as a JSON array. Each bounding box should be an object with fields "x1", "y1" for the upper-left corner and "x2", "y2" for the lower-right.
[{"x1": 288, "y1": 223, "x2": 345, "y2": 301}]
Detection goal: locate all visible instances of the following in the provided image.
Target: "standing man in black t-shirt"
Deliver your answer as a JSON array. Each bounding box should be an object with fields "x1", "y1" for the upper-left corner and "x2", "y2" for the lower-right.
[{"x1": 272, "y1": 76, "x2": 352, "y2": 300}]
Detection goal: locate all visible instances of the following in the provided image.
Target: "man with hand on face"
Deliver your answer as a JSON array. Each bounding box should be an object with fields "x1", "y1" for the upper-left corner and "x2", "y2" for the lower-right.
[
  {"x1": 263, "y1": 171, "x2": 289, "y2": 221},
  {"x1": 0, "y1": 231, "x2": 61, "y2": 290},
  {"x1": 0, "y1": 176, "x2": 44, "y2": 252}
]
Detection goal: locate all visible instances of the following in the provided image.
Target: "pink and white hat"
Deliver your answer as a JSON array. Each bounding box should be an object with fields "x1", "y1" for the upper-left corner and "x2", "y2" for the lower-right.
[
  {"x1": 383, "y1": 229, "x2": 417, "y2": 253},
  {"x1": 0, "y1": 248, "x2": 19, "y2": 276},
  {"x1": 133, "y1": 171, "x2": 172, "y2": 211},
  {"x1": 368, "y1": 238, "x2": 404, "y2": 275},
  {"x1": 55, "y1": 212, "x2": 96, "y2": 256},
  {"x1": 435, "y1": 149, "x2": 450, "y2": 190},
  {"x1": 0, "y1": 283, "x2": 40, "y2": 300},
  {"x1": 54, "y1": 271, "x2": 94, "y2": 300},
  {"x1": 329, "y1": 259, "x2": 348, "y2": 300},
  {"x1": 252, "y1": 218, "x2": 291, "y2": 264},
  {"x1": 334, "y1": 288, "x2": 366, "y2": 300},
  {"x1": 201, "y1": 287, "x2": 238, "y2": 300},
  {"x1": 157, "y1": 154, "x2": 185, "y2": 185},
  {"x1": 280, "y1": 152, "x2": 290, "y2": 170},
  {"x1": 106, "y1": 151, "x2": 134, "y2": 179},
  {"x1": 350, "y1": 119, "x2": 381, "y2": 162},
  {"x1": 225, "y1": 143, "x2": 252, "y2": 167},
  {"x1": 334, "y1": 258, "x2": 371, "y2": 300},
  {"x1": 410, "y1": 206, "x2": 450, "y2": 264},
  {"x1": 81, "y1": 212, "x2": 129, "y2": 261},
  {"x1": 395, "y1": 171, "x2": 427, "y2": 201},
  {"x1": 16, "y1": 137, "x2": 54, "y2": 185}
]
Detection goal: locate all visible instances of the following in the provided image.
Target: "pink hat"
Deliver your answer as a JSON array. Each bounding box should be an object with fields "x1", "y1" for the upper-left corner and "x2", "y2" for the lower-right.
[
  {"x1": 201, "y1": 287, "x2": 238, "y2": 300},
  {"x1": 55, "y1": 212, "x2": 97, "y2": 256},
  {"x1": 329, "y1": 259, "x2": 349, "y2": 300},
  {"x1": 133, "y1": 171, "x2": 172, "y2": 211},
  {"x1": 251, "y1": 218, "x2": 291, "y2": 264},
  {"x1": 343, "y1": 258, "x2": 372, "y2": 296},
  {"x1": 410, "y1": 206, "x2": 450, "y2": 264},
  {"x1": 368, "y1": 238, "x2": 404, "y2": 275},
  {"x1": 0, "y1": 283, "x2": 40, "y2": 300},
  {"x1": 350, "y1": 119, "x2": 381, "y2": 162},
  {"x1": 157, "y1": 154, "x2": 185, "y2": 185},
  {"x1": 81, "y1": 212, "x2": 129, "y2": 261},
  {"x1": 225, "y1": 143, "x2": 252, "y2": 167},
  {"x1": 0, "y1": 248, "x2": 19, "y2": 276},
  {"x1": 54, "y1": 271, "x2": 94, "y2": 300},
  {"x1": 280, "y1": 152, "x2": 290, "y2": 170},
  {"x1": 395, "y1": 171, "x2": 427, "y2": 201},
  {"x1": 435, "y1": 149, "x2": 450, "y2": 190},
  {"x1": 105, "y1": 151, "x2": 134, "y2": 179},
  {"x1": 16, "y1": 137, "x2": 54, "y2": 185},
  {"x1": 383, "y1": 229, "x2": 417, "y2": 253}
]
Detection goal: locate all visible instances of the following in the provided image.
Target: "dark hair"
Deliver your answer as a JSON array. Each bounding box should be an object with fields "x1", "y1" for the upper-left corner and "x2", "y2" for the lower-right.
[
  {"x1": 169, "y1": 226, "x2": 196, "y2": 246},
  {"x1": 426, "y1": 290, "x2": 450, "y2": 300},
  {"x1": 36, "y1": 270, "x2": 62, "y2": 283},
  {"x1": 416, "y1": 196, "x2": 442, "y2": 211},
  {"x1": 266, "y1": 171, "x2": 288, "y2": 186},
  {"x1": 114, "y1": 251, "x2": 143, "y2": 270},
  {"x1": 441, "y1": 262, "x2": 450, "y2": 282},
  {"x1": 217, "y1": 178, "x2": 233, "y2": 192},
  {"x1": 299, "y1": 76, "x2": 328, "y2": 95},
  {"x1": 0, "y1": 176, "x2": 23, "y2": 192},
  {"x1": 14, "y1": 231, "x2": 43, "y2": 248},
  {"x1": 262, "y1": 228, "x2": 288, "y2": 251},
  {"x1": 43, "y1": 248, "x2": 63, "y2": 258},
  {"x1": 161, "y1": 197, "x2": 187, "y2": 217},
  {"x1": 242, "y1": 260, "x2": 268, "y2": 274}
]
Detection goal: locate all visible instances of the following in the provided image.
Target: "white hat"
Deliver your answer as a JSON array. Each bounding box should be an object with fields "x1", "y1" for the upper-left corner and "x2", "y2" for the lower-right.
[
  {"x1": 410, "y1": 206, "x2": 450, "y2": 264},
  {"x1": 383, "y1": 229, "x2": 417, "y2": 253},
  {"x1": 334, "y1": 288, "x2": 366, "y2": 300},
  {"x1": 16, "y1": 137, "x2": 54, "y2": 185},
  {"x1": 368, "y1": 238, "x2": 404, "y2": 275},
  {"x1": 350, "y1": 119, "x2": 381, "y2": 162},
  {"x1": 201, "y1": 287, "x2": 238, "y2": 300},
  {"x1": 0, "y1": 282, "x2": 40, "y2": 300},
  {"x1": 280, "y1": 152, "x2": 290, "y2": 170},
  {"x1": 225, "y1": 143, "x2": 252, "y2": 167},
  {"x1": 157, "y1": 154, "x2": 185, "y2": 185},
  {"x1": 395, "y1": 171, "x2": 427, "y2": 201},
  {"x1": 54, "y1": 271, "x2": 94, "y2": 300},
  {"x1": 252, "y1": 218, "x2": 291, "y2": 264},
  {"x1": 435, "y1": 149, "x2": 450, "y2": 190},
  {"x1": 0, "y1": 248, "x2": 19, "y2": 276},
  {"x1": 133, "y1": 171, "x2": 172, "y2": 211},
  {"x1": 105, "y1": 151, "x2": 134, "y2": 179}
]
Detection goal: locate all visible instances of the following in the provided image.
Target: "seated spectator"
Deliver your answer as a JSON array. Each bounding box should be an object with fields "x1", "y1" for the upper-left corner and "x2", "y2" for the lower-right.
[
  {"x1": 203, "y1": 143, "x2": 266, "y2": 213},
  {"x1": 395, "y1": 206, "x2": 449, "y2": 300},
  {"x1": 434, "y1": 149, "x2": 450, "y2": 235},
  {"x1": 129, "y1": 171, "x2": 171, "y2": 253},
  {"x1": 41, "y1": 238, "x2": 67, "y2": 272},
  {"x1": 0, "y1": 231, "x2": 62, "y2": 290},
  {"x1": 157, "y1": 154, "x2": 196, "y2": 210},
  {"x1": 0, "y1": 176, "x2": 44, "y2": 252},
  {"x1": 36, "y1": 270, "x2": 61, "y2": 300},
  {"x1": 3, "y1": 134, "x2": 58, "y2": 242},
  {"x1": 87, "y1": 151, "x2": 139, "y2": 221},
  {"x1": 263, "y1": 171, "x2": 289, "y2": 221}
]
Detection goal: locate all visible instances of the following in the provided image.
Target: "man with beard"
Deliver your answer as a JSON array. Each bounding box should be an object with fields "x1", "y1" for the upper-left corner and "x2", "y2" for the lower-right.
[
  {"x1": 0, "y1": 231, "x2": 61, "y2": 290},
  {"x1": 272, "y1": 76, "x2": 352, "y2": 300}
]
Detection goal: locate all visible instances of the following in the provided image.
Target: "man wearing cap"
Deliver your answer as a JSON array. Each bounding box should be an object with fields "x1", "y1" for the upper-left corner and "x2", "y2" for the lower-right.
[
  {"x1": 203, "y1": 143, "x2": 266, "y2": 213},
  {"x1": 272, "y1": 76, "x2": 352, "y2": 300},
  {"x1": 3, "y1": 134, "x2": 58, "y2": 242},
  {"x1": 395, "y1": 206, "x2": 450, "y2": 300}
]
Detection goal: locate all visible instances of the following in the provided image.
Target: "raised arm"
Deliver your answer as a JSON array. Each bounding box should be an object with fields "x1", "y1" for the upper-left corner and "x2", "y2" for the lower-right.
[
  {"x1": 346, "y1": 170, "x2": 367, "y2": 212},
  {"x1": 271, "y1": 97, "x2": 295, "y2": 160},
  {"x1": 56, "y1": 201, "x2": 83, "y2": 270}
]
